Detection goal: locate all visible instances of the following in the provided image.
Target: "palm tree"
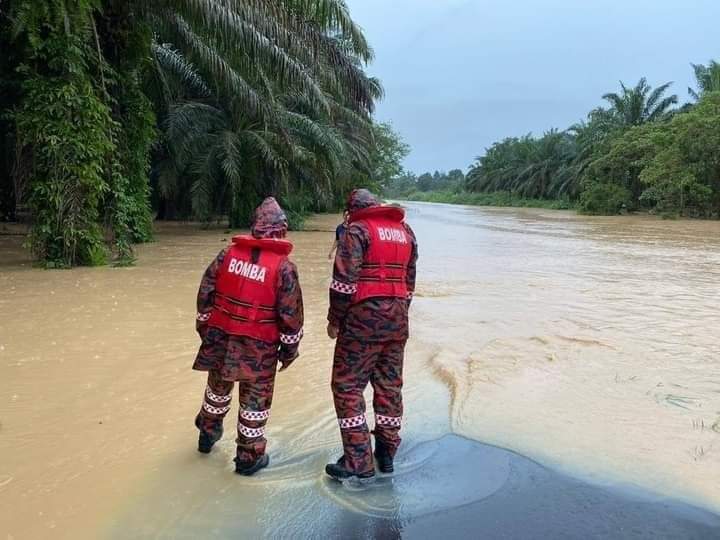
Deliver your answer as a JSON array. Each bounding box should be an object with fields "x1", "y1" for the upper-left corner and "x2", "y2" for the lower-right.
[
  {"x1": 688, "y1": 61, "x2": 720, "y2": 100},
  {"x1": 467, "y1": 135, "x2": 536, "y2": 193},
  {"x1": 508, "y1": 130, "x2": 574, "y2": 198},
  {"x1": 602, "y1": 77, "x2": 678, "y2": 126},
  {"x1": 467, "y1": 131, "x2": 576, "y2": 199},
  {"x1": 142, "y1": 0, "x2": 376, "y2": 117},
  {"x1": 6, "y1": 0, "x2": 382, "y2": 265},
  {"x1": 552, "y1": 108, "x2": 619, "y2": 198},
  {"x1": 143, "y1": 0, "x2": 382, "y2": 224}
]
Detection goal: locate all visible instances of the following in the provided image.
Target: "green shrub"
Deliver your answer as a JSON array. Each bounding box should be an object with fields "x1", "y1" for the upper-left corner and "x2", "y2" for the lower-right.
[{"x1": 578, "y1": 183, "x2": 632, "y2": 215}]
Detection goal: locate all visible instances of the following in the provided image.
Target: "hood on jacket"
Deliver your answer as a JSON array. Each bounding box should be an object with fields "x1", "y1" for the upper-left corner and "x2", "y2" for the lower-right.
[
  {"x1": 250, "y1": 197, "x2": 288, "y2": 239},
  {"x1": 345, "y1": 188, "x2": 380, "y2": 213}
]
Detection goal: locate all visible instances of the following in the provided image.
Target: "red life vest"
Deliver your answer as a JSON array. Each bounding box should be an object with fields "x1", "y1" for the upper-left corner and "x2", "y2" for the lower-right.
[
  {"x1": 350, "y1": 206, "x2": 412, "y2": 303},
  {"x1": 208, "y1": 235, "x2": 293, "y2": 343}
]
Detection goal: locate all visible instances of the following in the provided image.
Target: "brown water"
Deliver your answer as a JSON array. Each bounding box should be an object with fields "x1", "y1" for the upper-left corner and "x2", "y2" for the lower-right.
[{"x1": 1, "y1": 203, "x2": 719, "y2": 538}]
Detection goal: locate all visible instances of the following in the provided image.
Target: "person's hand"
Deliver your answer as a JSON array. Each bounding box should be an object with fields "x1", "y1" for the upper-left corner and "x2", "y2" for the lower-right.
[
  {"x1": 279, "y1": 358, "x2": 294, "y2": 372},
  {"x1": 326, "y1": 323, "x2": 339, "y2": 340},
  {"x1": 196, "y1": 322, "x2": 208, "y2": 340},
  {"x1": 278, "y1": 347, "x2": 298, "y2": 372}
]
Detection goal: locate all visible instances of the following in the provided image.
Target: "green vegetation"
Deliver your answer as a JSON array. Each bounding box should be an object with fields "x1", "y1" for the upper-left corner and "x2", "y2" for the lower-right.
[
  {"x1": 582, "y1": 93, "x2": 720, "y2": 217},
  {"x1": 385, "y1": 65, "x2": 720, "y2": 219},
  {"x1": 2, "y1": 1, "x2": 718, "y2": 270},
  {"x1": 384, "y1": 169, "x2": 466, "y2": 198},
  {"x1": 0, "y1": 1, "x2": 383, "y2": 266},
  {"x1": 395, "y1": 190, "x2": 574, "y2": 210}
]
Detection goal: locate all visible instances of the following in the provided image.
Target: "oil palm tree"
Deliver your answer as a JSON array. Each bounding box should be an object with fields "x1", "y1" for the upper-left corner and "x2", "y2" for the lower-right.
[
  {"x1": 552, "y1": 108, "x2": 619, "y2": 199},
  {"x1": 602, "y1": 77, "x2": 678, "y2": 126},
  {"x1": 509, "y1": 130, "x2": 575, "y2": 198},
  {"x1": 6, "y1": 0, "x2": 381, "y2": 265},
  {"x1": 467, "y1": 135, "x2": 534, "y2": 193},
  {"x1": 688, "y1": 60, "x2": 720, "y2": 100},
  {"x1": 144, "y1": 0, "x2": 381, "y2": 224}
]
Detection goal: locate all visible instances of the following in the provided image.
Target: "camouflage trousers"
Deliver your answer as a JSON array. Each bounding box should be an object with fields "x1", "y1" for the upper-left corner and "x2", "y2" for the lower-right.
[
  {"x1": 331, "y1": 337, "x2": 406, "y2": 475},
  {"x1": 195, "y1": 369, "x2": 276, "y2": 463}
]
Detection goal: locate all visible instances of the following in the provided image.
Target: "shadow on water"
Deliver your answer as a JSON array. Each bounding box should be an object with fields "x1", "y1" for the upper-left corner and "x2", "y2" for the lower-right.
[{"x1": 111, "y1": 435, "x2": 720, "y2": 539}]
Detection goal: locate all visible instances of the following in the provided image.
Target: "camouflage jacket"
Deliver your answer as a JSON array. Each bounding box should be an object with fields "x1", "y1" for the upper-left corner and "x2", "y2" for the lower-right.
[{"x1": 328, "y1": 220, "x2": 418, "y2": 342}]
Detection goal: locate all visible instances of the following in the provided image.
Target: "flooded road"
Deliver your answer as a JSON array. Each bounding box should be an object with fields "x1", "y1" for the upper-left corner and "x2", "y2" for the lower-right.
[
  {"x1": 408, "y1": 203, "x2": 720, "y2": 502},
  {"x1": 1, "y1": 202, "x2": 720, "y2": 538}
]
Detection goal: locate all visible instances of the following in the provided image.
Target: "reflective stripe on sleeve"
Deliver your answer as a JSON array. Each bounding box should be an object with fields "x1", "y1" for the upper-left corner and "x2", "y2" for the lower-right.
[
  {"x1": 330, "y1": 280, "x2": 357, "y2": 295},
  {"x1": 280, "y1": 328, "x2": 303, "y2": 345}
]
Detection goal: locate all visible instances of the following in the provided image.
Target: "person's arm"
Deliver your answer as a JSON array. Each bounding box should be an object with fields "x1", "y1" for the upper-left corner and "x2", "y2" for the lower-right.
[
  {"x1": 276, "y1": 259, "x2": 304, "y2": 370},
  {"x1": 196, "y1": 249, "x2": 225, "y2": 335},
  {"x1": 327, "y1": 224, "x2": 365, "y2": 337},
  {"x1": 328, "y1": 239, "x2": 338, "y2": 260},
  {"x1": 404, "y1": 223, "x2": 418, "y2": 306}
]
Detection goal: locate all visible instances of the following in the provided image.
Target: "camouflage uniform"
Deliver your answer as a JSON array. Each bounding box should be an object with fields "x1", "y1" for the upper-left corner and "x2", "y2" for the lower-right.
[
  {"x1": 193, "y1": 198, "x2": 303, "y2": 465},
  {"x1": 328, "y1": 191, "x2": 418, "y2": 475}
]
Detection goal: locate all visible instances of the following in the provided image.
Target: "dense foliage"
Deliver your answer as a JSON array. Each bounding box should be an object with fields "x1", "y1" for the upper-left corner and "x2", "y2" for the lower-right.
[
  {"x1": 389, "y1": 65, "x2": 720, "y2": 218},
  {"x1": 0, "y1": 1, "x2": 154, "y2": 265},
  {"x1": 0, "y1": 0, "x2": 383, "y2": 266},
  {"x1": 581, "y1": 93, "x2": 720, "y2": 217},
  {"x1": 385, "y1": 169, "x2": 465, "y2": 198},
  {"x1": 463, "y1": 75, "x2": 697, "y2": 215}
]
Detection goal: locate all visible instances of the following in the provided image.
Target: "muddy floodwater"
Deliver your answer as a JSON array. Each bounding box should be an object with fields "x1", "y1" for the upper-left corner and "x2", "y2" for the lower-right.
[{"x1": 1, "y1": 202, "x2": 720, "y2": 538}]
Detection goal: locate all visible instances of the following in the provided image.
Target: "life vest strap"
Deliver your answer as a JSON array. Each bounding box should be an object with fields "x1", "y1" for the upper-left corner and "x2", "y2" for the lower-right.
[
  {"x1": 215, "y1": 305, "x2": 278, "y2": 324},
  {"x1": 361, "y1": 262, "x2": 405, "y2": 270},
  {"x1": 215, "y1": 293, "x2": 276, "y2": 312}
]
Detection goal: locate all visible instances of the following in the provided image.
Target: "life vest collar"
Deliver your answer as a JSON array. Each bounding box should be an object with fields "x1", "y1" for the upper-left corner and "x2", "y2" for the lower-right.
[
  {"x1": 349, "y1": 205, "x2": 405, "y2": 224},
  {"x1": 231, "y1": 235, "x2": 293, "y2": 256}
]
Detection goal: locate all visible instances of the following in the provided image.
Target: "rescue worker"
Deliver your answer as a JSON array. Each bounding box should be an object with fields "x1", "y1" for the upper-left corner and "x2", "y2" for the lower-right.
[
  {"x1": 328, "y1": 210, "x2": 350, "y2": 260},
  {"x1": 325, "y1": 189, "x2": 418, "y2": 481},
  {"x1": 193, "y1": 197, "x2": 303, "y2": 476}
]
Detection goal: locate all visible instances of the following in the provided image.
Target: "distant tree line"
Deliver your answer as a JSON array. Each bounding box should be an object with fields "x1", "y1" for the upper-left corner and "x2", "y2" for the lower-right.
[
  {"x1": 384, "y1": 169, "x2": 465, "y2": 198},
  {"x1": 384, "y1": 62, "x2": 720, "y2": 218}
]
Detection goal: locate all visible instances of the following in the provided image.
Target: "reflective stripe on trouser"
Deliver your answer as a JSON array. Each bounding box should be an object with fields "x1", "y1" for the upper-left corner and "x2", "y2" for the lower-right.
[
  {"x1": 331, "y1": 337, "x2": 406, "y2": 475},
  {"x1": 196, "y1": 369, "x2": 276, "y2": 462}
]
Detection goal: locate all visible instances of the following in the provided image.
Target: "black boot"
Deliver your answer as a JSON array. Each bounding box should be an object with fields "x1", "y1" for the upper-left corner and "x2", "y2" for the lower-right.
[
  {"x1": 234, "y1": 454, "x2": 269, "y2": 476},
  {"x1": 195, "y1": 415, "x2": 222, "y2": 454},
  {"x1": 374, "y1": 438, "x2": 394, "y2": 473},
  {"x1": 325, "y1": 457, "x2": 375, "y2": 482},
  {"x1": 198, "y1": 432, "x2": 215, "y2": 454}
]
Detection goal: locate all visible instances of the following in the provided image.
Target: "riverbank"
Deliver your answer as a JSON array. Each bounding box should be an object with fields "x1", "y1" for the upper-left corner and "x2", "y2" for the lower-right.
[{"x1": 395, "y1": 190, "x2": 575, "y2": 210}]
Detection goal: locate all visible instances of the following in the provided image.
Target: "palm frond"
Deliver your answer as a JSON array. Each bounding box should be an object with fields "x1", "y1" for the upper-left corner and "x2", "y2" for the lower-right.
[
  {"x1": 280, "y1": 0, "x2": 372, "y2": 61},
  {"x1": 152, "y1": 42, "x2": 211, "y2": 98},
  {"x1": 239, "y1": 130, "x2": 287, "y2": 173},
  {"x1": 157, "y1": 13, "x2": 265, "y2": 118}
]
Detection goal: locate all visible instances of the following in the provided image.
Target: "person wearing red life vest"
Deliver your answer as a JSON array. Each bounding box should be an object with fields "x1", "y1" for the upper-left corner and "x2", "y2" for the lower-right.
[
  {"x1": 193, "y1": 197, "x2": 304, "y2": 475},
  {"x1": 325, "y1": 189, "x2": 418, "y2": 481}
]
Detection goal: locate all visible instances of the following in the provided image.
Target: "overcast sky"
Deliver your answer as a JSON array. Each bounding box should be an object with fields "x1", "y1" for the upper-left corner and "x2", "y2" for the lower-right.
[{"x1": 346, "y1": 0, "x2": 720, "y2": 174}]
